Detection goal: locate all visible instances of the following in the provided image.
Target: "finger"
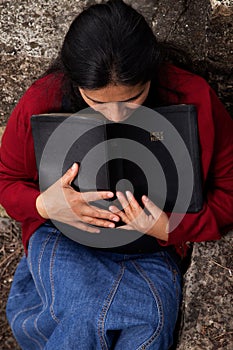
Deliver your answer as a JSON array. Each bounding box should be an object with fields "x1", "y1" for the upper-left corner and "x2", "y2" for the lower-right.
[
  {"x1": 71, "y1": 221, "x2": 100, "y2": 233},
  {"x1": 81, "y1": 190, "x2": 114, "y2": 203},
  {"x1": 61, "y1": 163, "x2": 79, "y2": 186},
  {"x1": 142, "y1": 195, "x2": 162, "y2": 221},
  {"x1": 108, "y1": 205, "x2": 121, "y2": 214},
  {"x1": 125, "y1": 191, "x2": 141, "y2": 212},
  {"x1": 81, "y1": 205, "x2": 120, "y2": 222},
  {"x1": 109, "y1": 205, "x2": 131, "y2": 225},
  {"x1": 93, "y1": 206, "x2": 120, "y2": 222},
  {"x1": 82, "y1": 216, "x2": 116, "y2": 228},
  {"x1": 118, "y1": 191, "x2": 144, "y2": 223},
  {"x1": 116, "y1": 224, "x2": 134, "y2": 231},
  {"x1": 116, "y1": 191, "x2": 131, "y2": 214}
]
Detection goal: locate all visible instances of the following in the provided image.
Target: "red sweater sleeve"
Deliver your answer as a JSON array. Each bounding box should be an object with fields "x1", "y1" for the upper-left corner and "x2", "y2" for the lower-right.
[
  {"x1": 0, "y1": 74, "x2": 63, "y2": 250},
  {"x1": 159, "y1": 68, "x2": 233, "y2": 248}
]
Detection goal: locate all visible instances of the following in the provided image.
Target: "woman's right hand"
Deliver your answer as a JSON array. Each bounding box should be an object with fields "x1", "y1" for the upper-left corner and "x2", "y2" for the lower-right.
[{"x1": 36, "y1": 163, "x2": 120, "y2": 233}]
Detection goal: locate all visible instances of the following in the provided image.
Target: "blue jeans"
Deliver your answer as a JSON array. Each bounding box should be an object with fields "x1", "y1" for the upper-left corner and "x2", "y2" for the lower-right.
[{"x1": 6, "y1": 223, "x2": 182, "y2": 350}]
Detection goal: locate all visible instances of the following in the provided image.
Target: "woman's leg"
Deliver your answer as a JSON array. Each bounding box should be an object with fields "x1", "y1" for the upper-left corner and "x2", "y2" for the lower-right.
[
  {"x1": 43, "y1": 249, "x2": 182, "y2": 350},
  {"x1": 7, "y1": 223, "x2": 127, "y2": 350},
  {"x1": 99, "y1": 251, "x2": 182, "y2": 350},
  {"x1": 7, "y1": 223, "x2": 182, "y2": 350},
  {"x1": 6, "y1": 226, "x2": 60, "y2": 350}
]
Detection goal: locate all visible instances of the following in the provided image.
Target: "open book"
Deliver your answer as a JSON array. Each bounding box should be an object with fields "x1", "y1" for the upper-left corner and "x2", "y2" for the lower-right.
[{"x1": 31, "y1": 104, "x2": 203, "y2": 214}]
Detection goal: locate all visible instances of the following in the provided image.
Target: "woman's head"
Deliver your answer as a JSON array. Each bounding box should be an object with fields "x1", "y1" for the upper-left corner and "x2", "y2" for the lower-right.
[
  {"x1": 61, "y1": 0, "x2": 161, "y2": 90},
  {"x1": 46, "y1": 0, "x2": 191, "y2": 113}
]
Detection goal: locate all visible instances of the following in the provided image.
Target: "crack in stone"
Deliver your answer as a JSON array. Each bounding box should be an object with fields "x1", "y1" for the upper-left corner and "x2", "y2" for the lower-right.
[{"x1": 165, "y1": 0, "x2": 191, "y2": 41}]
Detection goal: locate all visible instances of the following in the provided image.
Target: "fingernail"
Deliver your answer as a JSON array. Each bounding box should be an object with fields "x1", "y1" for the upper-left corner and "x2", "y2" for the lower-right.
[
  {"x1": 143, "y1": 195, "x2": 148, "y2": 202},
  {"x1": 108, "y1": 192, "x2": 114, "y2": 198},
  {"x1": 126, "y1": 191, "x2": 133, "y2": 198},
  {"x1": 112, "y1": 216, "x2": 119, "y2": 222},
  {"x1": 109, "y1": 223, "x2": 115, "y2": 228},
  {"x1": 71, "y1": 163, "x2": 76, "y2": 170}
]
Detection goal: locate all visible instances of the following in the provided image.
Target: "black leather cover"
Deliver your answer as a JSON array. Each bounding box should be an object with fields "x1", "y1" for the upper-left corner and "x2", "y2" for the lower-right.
[{"x1": 31, "y1": 105, "x2": 203, "y2": 214}]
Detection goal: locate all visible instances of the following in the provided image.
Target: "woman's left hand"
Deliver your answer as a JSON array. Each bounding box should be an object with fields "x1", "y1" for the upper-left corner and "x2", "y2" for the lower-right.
[{"x1": 109, "y1": 191, "x2": 169, "y2": 242}]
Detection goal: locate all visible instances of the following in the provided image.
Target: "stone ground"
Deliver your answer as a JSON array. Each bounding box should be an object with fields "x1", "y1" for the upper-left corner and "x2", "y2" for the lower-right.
[{"x1": 0, "y1": 0, "x2": 233, "y2": 349}]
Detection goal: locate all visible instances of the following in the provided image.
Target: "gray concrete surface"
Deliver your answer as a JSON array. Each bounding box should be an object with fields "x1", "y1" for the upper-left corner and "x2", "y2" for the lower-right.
[
  {"x1": 177, "y1": 231, "x2": 233, "y2": 349},
  {"x1": 1, "y1": 0, "x2": 233, "y2": 123}
]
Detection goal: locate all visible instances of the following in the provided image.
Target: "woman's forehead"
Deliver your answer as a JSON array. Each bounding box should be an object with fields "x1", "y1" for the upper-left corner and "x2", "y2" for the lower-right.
[{"x1": 79, "y1": 82, "x2": 150, "y2": 103}]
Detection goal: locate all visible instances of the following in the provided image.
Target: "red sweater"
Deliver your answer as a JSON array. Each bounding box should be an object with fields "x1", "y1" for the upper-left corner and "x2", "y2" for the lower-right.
[{"x1": 1, "y1": 65, "x2": 233, "y2": 253}]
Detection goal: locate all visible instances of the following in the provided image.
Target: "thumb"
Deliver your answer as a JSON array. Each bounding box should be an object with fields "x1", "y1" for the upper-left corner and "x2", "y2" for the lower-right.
[{"x1": 61, "y1": 162, "x2": 79, "y2": 186}]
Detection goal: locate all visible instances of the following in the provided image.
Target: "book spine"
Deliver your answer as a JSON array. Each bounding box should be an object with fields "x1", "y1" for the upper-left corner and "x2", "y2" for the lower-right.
[{"x1": 187, "y1": 106, "x2": 203, "y2": 211}]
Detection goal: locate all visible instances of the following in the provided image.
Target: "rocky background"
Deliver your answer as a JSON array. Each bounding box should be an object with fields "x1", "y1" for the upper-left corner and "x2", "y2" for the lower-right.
[{"x1": 0, "y1": 0, "x2": 233, "y2": 349}]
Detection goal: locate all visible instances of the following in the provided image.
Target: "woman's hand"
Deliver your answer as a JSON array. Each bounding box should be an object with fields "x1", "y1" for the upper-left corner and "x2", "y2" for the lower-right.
[
  {"x1": 109, "y1": 191, "x2": 169, "y2": 241},
  {"x1": 36, "y1": 163, "x2": 120, "y2": 233}
]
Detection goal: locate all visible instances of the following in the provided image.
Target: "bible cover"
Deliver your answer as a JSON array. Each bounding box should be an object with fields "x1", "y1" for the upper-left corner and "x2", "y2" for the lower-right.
[{"x1": 31, "y1": 104, "x2": 203, "y2": 214}]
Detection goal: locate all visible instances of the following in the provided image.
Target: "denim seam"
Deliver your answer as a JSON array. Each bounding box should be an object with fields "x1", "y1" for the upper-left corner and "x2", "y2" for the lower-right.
[
  {"x1": 27, "y1": 232, "x2": 52, "y2": 305},
  {"x1": 12, "y1": 232, "x2": 52, "y2": 345},
  {"x1": 49, "y1": 231, "x2": 62, "y2": 324},
  {"x1": 162, "y1": 252, "x2": 175, "y2": 277},
  {"x1": 10, "y1": 303, "x2": 43, "y2": 343},
  {"x1": 22, "y1": 313, "x2": 43, "y2": 350},
  {"x1": 28, "y1": 228, "x2": 60, "y2": 335},
  {"x1": 8, "y1": 291, "x2": 35, "y2": 300},
  {"x1": 97, "y1": 262, "x2": 125, "y2": 350},
  {"x1": 131, "y1": 261, "x2": 164, "y2": 350},
  {"x1": 27, "y1": 233, "x2": 35, "y2": 274},
  {"x1": 162, "y1": 252, "x2": 182, "y2": 319},
  {"x1": 33, "y1": 231, "x2": 56, "y2": 342}
]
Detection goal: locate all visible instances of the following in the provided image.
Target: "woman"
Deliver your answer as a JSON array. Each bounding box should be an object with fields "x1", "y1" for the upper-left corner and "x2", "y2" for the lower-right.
[{"x1": 1, "y1": 0, "x2": 233, "y2": 349}]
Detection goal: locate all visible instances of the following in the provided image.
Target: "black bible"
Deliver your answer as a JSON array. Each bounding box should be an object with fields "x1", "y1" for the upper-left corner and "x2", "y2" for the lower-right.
[{"x1": 31, "y1": 104, "x2": 203, "y2": 215}]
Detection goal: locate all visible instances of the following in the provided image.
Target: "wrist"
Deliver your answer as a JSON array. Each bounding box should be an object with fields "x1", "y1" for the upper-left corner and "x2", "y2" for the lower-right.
[
  {"x1": 149, "y1": 212, "x2": 169, "y2": 241},
  {"x1": 36, "y1": 194, "x2": 49, "y2": 219}
]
